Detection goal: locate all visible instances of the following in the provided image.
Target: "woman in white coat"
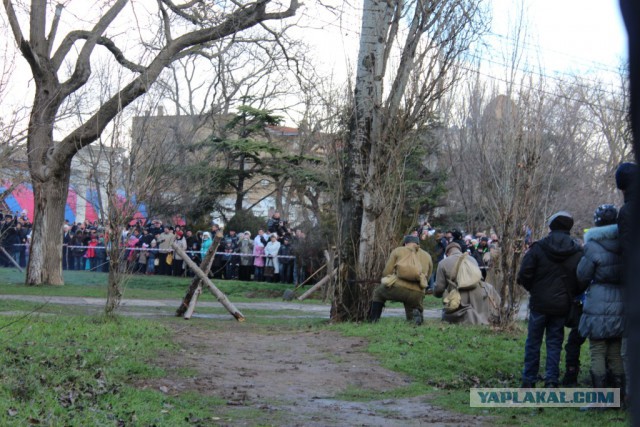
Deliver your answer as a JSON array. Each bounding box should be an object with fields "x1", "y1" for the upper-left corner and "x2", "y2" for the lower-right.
[{"x1": 264, "y1": 234, "x2": 281, "y2": 282}]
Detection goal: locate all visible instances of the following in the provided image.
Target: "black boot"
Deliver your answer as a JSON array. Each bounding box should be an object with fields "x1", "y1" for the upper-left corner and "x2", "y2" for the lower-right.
[
  {"x1": 412, "y1": 308, "x2": 423, "y2": 326},
  {"x1": 368, "y1": 302, "x2": 384, "y2": 323},
  {"x1": 612, "y1": 374, "x2": 626, "y2": 410},
  {"x1": 591, "y1": 371, "x2": 607, "y2": 388},
  {"x1": 562, "y1": 366, "x2": 579, "y2": 387},
  {"x1": 580, "y1": 372, "x2": 608, "y2": 411}
]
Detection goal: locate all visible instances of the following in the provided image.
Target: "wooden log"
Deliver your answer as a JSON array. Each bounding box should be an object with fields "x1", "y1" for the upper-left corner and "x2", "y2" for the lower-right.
[
  {"x1": 175, "y1": 232, "x2": 222, "y2": 317},
  {"x1": 0, "y1": 247, "x2": 23, "y2": 272},
  {"x1": 297, "y1": 267, "x2": 338, "y2": 301},
  {"x1": 184, "y1": 284, "x2": 202, "y2": 319},
  {"x1": 292, "y1": 263, "x2": 326, "y2": 291},
  {"x1": 173, "y1": 242, "x2": 245, "y2": 322}
]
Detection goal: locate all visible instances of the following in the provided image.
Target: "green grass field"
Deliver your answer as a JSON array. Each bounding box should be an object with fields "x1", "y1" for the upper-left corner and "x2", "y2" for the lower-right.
[
  {"x1": 0, "y1": 269, "x2": 630, "y2": 426},
  {"x1": 0, "y1": 268, "x2": 318, "y2": 302}
]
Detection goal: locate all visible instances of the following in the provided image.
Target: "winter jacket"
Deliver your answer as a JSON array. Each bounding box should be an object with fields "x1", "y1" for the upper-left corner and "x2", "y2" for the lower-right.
[
  {"x1": 200, "y1": 238, "x2": 212, "y2": 259},
  {"x1": 577, "y1": 224, "x2": 624, "y2": 339},
  {"x1": 238, "y1": 238, "x2": 254, "y2": 266},
  {"x1": 265, "y1": 241, "x2": 281, "y2": 273},
  {"x1": 253, "y1": 245, "x2": 265, "y2": 267},
  {"x1": 278, "y1": 242, "x2": 294, "y2": 265},
  {"x1": 173, "y1": 237, "x2": 187, "y2": 260},
  {"x1": 517, "y1": 230, "x2": 583, "y2": 316},
  {"x1": 617, "y1": 187, "x2": 635, "y2": 263}
]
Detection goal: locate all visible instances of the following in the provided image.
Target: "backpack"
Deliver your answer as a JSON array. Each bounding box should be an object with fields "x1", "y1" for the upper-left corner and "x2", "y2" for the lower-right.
[
  {"x1": 456, "y1": 253, "x2": 482, "y2": 290},
  {"x1": 443, "y1": 253, "x2": 482, "y2": 313},
  {"x1": 395, "y1": 250, "x2": 423, "y2": 282}
]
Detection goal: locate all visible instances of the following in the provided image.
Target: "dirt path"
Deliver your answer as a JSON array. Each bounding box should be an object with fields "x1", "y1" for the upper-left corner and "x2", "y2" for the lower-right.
[{"x1": 138, "y1": 322, "x2": 489, "y2": 426}]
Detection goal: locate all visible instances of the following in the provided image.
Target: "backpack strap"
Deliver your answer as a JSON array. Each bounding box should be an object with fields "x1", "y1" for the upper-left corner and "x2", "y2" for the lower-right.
[{"x1": 446, "y1": 253, "x2": 467, "y2": 292}]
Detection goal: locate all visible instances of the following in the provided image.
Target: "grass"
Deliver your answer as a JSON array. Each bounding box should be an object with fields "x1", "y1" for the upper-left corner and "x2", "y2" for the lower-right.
[
  {"x1": 0, "y1": 315, "x2": 227, "y2": 426},
  {"x1": 0, "y1": 268, "x2": 325, "y2": 303},
  {"x1": 329, "y1": 318, "x2": 629, "y2": 426},
  {"x1": 0, "y1": 271, "x2": 630, "y2": 425}
]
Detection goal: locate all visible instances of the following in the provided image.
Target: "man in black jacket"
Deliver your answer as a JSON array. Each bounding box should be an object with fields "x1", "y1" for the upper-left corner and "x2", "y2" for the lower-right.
[{"x1": 517, "y1": 211, "x2": 583, "y2": 388}]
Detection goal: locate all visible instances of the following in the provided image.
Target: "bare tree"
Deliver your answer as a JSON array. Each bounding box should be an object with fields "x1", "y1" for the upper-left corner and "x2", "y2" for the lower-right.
[
  {"x1": 333, "y1": 0, "x2": 488, "y2": 321},
  {"x1": 2, "y1": 0, "x2": 301, "y2": 285}
]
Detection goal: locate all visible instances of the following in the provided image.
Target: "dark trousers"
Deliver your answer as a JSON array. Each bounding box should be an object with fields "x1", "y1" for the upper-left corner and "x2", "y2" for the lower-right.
[
  {"x1": 72, "y1": 255, "x2": 84, "y2": 270},
  {"x1": 523, "y1": 309, "x2": 565, "y2": 385},
  {"x1": 565, "y1": 327, "x2": 586, "y2": 370},
  {"x1": 280, "y1": 262, "x2": 293, "y2": 283},
  {"x1": 157, "y1": 253, "x2": 168, "y2": 275},
  {"x1": 254, "y1": 266, "x2": 264, "y2": 282},
  {"x1": 238, "y1": 265, "x2": 253, "y2": 281},
  {"x1": 172, "y1": 259, "x2": 184, "y2": 277}
]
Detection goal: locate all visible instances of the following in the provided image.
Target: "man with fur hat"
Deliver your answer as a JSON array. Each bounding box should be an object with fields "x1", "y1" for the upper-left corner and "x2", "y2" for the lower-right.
[
  {"x1": 368, "y1": 235, "x2": 432, "y2": 324},
  {"x1": 517, "y1": 211, "x2": 583, "y2": 388}
]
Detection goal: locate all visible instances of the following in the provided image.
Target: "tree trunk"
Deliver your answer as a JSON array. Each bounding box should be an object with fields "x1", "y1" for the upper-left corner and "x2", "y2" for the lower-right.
[
  {"x1": 332, "y1": 0, "x2": 391, "y2": 322},
  {"x1": 26, "y1": 168, "x2": 71, "y2": 286},
  {"x1": 105, "y1": 263, "x2": 124, "y2": 315}
]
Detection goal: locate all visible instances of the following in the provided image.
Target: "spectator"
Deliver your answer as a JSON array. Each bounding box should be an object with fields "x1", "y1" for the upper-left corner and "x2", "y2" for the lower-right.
[
  {"x1": 614, "y1": 161, "x2": 637, "y2": 402},
  {"x1": 517, "y1": 211, "x2": 583, "y2": 388},
  {"x1": 86, "y1": 234, "x2": 99, "y2": 271},
  {"x1": 254, "y1": 229, "x2": 268, "y2": 248},
  {"x1": 278, "y1": 237, "x2": 294, "y2": 284},
  {"x1": 157, "y1": 227, "x2": 175, "y2": 275},
  {"x1": 200, "y1": 232, "x2": 212, "y2": 260},
  {"x1": 173, "y1": 230, "x2": 187, "y2": 276},
  {"x1": 265, "y1": 234, "x2": 281, "y2": 282},
  {"x1": 472, "y1": 236, "x2": 491, "y2": 281},
  {"x1": 62, "y1": 224, "x2": 72, "y2": 270},
  {"x1": 238, "y1": 231, "x2": 254, "y2": 281},
  {"x1": 577, "y1": 204, "x2": 625, "y2": 394},
  {"x1": 267, "y1": 212, "x2": 286, "y2": 236},
  {"x1": 253, "y1": 241, "x2": 266, "y2": 282}
]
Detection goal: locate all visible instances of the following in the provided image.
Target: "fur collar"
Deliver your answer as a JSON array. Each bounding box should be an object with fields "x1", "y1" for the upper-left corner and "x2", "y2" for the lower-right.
[{"x1": 584, "y1": 224, "x2": 618, "y2": 244}]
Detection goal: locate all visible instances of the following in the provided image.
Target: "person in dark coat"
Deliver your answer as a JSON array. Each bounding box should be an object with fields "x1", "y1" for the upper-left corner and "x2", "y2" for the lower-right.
[
  {"x1": 614, "y1": 162, "x2": 636, "y2": 404},
  {"x1": 616, "y1": 162, "x2": 637, "y2": 263},
  {"x1": 577, "y1": 204, "x2": 625, "y2": 393},
  {"x1": 517, "y1": 211, "x2": 583, "y2": 388},
  {"x1": 278, "y1": 237, "x2": 294, "y2": 284}
]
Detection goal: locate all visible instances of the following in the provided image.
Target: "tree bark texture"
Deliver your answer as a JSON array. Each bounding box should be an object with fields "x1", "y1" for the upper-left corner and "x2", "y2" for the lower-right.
[
  {"x1": 332, "y1": 0, "x2": 393, "y2": 321},
  {"x1": 26, "y1": 164, "x2": 71, "y2": 286}
]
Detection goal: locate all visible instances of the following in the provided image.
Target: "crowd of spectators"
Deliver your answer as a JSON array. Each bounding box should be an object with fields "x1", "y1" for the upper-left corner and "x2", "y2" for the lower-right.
[{"x1": 0, "y1": 208, "x2": 316, "y2": 285}]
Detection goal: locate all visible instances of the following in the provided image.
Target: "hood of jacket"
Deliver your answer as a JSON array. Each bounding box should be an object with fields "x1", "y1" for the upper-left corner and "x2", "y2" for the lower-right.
[
  {"x1": 584, "y1": 223, "x2": 620, "y2": 254},
  {"x1": 539, "y1": 230, "x2": 582, "y2": 262}
]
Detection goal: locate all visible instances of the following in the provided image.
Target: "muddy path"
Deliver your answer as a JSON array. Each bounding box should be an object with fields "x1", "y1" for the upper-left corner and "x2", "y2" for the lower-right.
[{"x1": 138, "y1": 321, "x2": 489, "y2": 426}]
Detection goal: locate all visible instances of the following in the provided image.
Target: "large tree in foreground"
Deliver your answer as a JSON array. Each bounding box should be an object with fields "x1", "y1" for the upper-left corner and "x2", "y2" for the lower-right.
[
  {"x1": 332, "y1": 0, "x2": 487, "y2": 321},
  {"x1": 2, "y1": 0, "x2": 300, "y2": 285}
]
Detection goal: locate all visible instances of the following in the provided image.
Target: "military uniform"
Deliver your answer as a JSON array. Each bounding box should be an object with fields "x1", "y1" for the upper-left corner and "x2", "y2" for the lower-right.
[{"x1": 371, "y1": 244, "x2": 433, "y2": 321}]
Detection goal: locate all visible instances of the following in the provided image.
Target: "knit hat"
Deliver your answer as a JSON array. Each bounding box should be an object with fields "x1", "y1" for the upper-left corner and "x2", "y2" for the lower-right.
[
  {"x1": 403, "y1": 235, "x2": 420, "y2": 245},
  {"x1": 615, "y1": 162, "x2": 638, "y2": 191},
  {"x1": 593, "y1": 204, "x2": 618, "y2": 227},
  {"x1": 548, "y1": 211, "x2": 574, "y2": 231}
]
